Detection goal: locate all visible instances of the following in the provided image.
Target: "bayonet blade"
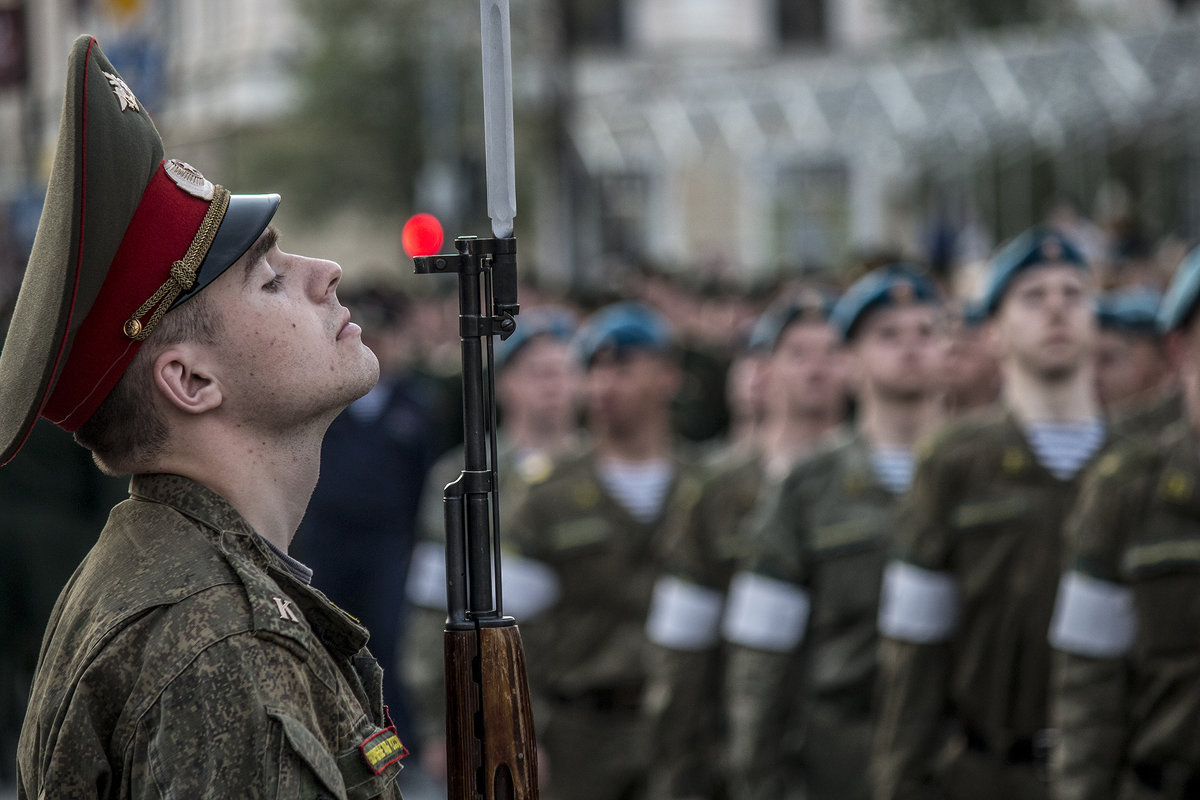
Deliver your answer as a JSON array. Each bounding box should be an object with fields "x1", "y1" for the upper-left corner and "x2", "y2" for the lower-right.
[{"x1": 481, "y1": 0, "x2": 516, "y2": 238}]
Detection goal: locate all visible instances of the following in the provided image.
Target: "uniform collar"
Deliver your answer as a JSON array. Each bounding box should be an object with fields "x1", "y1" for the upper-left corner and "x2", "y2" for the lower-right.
[{"x1": 129, "y1": 472, "x2": 257, "y2": 536}]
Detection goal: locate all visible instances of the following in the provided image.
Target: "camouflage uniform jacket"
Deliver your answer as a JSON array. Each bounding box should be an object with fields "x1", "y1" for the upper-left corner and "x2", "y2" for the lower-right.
[
  {"x1": 1051, "y1": 421, "x2": 1200, "y2": 800},
  {"x1": 506, "y1": 444, "x2": 705, "y2": 722},
  {"x1": 17, "y1": 473, "x2": 405, "y2": 800},
  {"x1": 403, "y1": 435, "x2": 566, "y2": 748},
  {"x1": 643, "y1": 448, "x2": 766, "y2": 799},
  {"x1": 874, "y1": 409, "x2": 1106, "y2": 800},
  {"x1": 723, "y1": 431, "x2": 898, "y2": 800}
]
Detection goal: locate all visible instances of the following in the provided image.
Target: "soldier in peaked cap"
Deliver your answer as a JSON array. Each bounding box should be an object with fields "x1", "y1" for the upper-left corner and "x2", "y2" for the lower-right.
[
  {"x1": 873, "y1": 227, "x2": 1108, "y2": 800},
  {"x1": 1048, "y1": 245, "x2": 1200, "y2": 800},
  {"x1": 10, "y1": 37, "x2": 404, "y2": 798},
  {"x1": 721, "y1": 265, "x2": 945, "y2": 800}
]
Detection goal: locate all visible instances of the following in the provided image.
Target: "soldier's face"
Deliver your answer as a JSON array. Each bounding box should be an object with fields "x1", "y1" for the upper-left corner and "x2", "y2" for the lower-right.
[
  {"x1": 938, "y1": 318, "x2": 999, "y2": 397},
  {"x1": 768, "y1": 321, "x2": 846, "y2": 417},
  {"x1": 584, "y1": 349, "x2": 678, "y2": 433},
  {"x1": 1094, "y1": 330, "x2": 1169, "y2": 412},
  {"x1": 497, "y1": 337, "x2": 580, "y2": 429},
  {"x1": 200, "y1": 227, "x2": 380, "y2": 430},
  {"x1": 1168, "y1": 320, "x2": 1200, "y2": 430},
  {"x1": 993, "y1": 265, "x2": 1095, "y2": 382},
  {"x1": 851, "y1": 305, "x2": 943, "y2": 402}
]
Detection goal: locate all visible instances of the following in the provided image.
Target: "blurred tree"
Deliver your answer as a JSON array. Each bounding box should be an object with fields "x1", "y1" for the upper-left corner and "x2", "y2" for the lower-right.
[
  {"x1": 242, "y1": 0, "x2": 576, "y2": 232},
  {"x1": 242, "y1": 0, "x2": 482, "y2": 219}
]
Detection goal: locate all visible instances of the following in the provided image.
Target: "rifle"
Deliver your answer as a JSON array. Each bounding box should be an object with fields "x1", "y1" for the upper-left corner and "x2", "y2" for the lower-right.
[{"x1": 411, "y1": 2, "x2": 538, "y2": 799}]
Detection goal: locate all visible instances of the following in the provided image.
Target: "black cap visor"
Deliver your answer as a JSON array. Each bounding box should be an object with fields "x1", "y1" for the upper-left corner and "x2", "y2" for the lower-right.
[{"x1": 171, "y1": 192, "x2": 280, "y2": 308}]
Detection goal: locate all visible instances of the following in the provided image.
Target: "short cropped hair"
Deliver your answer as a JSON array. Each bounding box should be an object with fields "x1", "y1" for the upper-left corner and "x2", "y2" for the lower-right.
[{"x1": 75, "y1": 292, "x2": 223, "y2": 474}]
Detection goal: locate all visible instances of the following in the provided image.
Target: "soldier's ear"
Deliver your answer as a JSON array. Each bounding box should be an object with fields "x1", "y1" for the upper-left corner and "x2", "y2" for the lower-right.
[{"x1": 152, "y1": 344, "x2": 224, "y2": 415}]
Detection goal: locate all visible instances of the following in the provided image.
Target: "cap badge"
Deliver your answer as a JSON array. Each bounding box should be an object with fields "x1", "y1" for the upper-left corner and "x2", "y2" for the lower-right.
[
  {"x1": 164, "y1": 159, "x2": 216, "y2": 201},
  {"x1": 1040, "y1": 239, "x2": 1063, "y2": 262},
  {"x1": 890, "y1": 282, "x2": 915, "y2": 305},
  {"x1": 797, "y1": 289, "x2": 825, "y2": 319},
  {"x1": 103, "y1": 71, "x2": 140, "y2": 112}
]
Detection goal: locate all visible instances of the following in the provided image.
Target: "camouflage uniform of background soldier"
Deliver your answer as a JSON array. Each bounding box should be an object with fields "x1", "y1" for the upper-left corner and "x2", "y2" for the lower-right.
[
  {"x1": 9, "y1": 38, "x2": 404, "y2": 798},
  {"x1": 873, "y1": 228, "x2": 1108, "y2": 800},
  {"x1": 641, "y1": 289, "x2": 844, "y2": 800},
  {"x1": 721, "y1": 266, "x2": 945, "y2": 800},
  {"x1": 401, "y1": 308, "x2": 579, "y2": 775},
  {"x1": 1048, "y1": 245, "x2": 1200, "y2": 800},
  {"x1": 506, "y1": 303, "x2": 707, "y2": 800}
]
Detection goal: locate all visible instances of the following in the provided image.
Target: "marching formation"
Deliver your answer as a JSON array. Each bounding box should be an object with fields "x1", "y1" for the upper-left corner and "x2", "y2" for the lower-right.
[{"x1": 397, "y1": 226, "x2": 1200, "y2": 800}]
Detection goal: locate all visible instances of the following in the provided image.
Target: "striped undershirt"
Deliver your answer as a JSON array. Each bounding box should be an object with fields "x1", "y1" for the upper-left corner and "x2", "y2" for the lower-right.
[
  {"x1": 870, "y1": 446, "x2": 916, "y2": 495},
  {"x1": 597, "y1": 458, "x2": 675, "y2": 525},
  {"x1": 1023, "y1": 418, "x2": 1106, "y2": 481}
]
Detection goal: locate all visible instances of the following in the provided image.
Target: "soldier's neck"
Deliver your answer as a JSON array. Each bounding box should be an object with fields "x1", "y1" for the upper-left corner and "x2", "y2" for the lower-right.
[
  {"x1": 505, "y1": 412, "x2": 578, "y2": 458},
  {"x1": 857, "y1": 394, "x2": 943, "y2": 451},
  {"x1": 151, "y1": 422, "x2": 325, "y2": 554},
  {"x1": 759, "y1": 409, "x2": 840, "y2": 476},
  {"x1": 593, "y1": 425, "x2": 672, "y2": 463},
  {"x1": 1004, "y1": 364, "x2": 1101, "y2": 425}
]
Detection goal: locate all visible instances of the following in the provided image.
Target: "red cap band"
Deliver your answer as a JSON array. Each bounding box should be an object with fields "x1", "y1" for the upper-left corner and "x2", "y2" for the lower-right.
[{"x1": 42, "y1": 162, "x2": 214, "y2": 431}]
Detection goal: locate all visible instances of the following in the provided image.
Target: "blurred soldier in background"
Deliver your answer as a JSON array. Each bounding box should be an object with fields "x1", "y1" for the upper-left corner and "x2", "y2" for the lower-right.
[
  {"x1": 642, "y1": 286, "x2": 847, "y2": 800},
  {"x1": 940, "y1": 301, "x2": 1001, "y2": 416},
  {"x1": 506, "y1": 302, "x2": 706, "y2": 800},
  {"x1": 874, "y1": 227, "x2": 1107, "y2": 800},
  {"x1": 1048, "y1": 246, "x2": 1200, "y2": 800},
  {"x1": 1093, "y1": 286, "x2": 1180, "y2": 436},
  {"x1": 401, "y1": 306, "x2": 581, "y2": 790},
  {"x1": 721, "y1": 266, "x2": 945, "y2": 800}
]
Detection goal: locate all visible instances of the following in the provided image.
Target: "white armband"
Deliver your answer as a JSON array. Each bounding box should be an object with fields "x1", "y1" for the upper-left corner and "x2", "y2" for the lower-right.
[
  {"x1": 878, "y1": 561, "x2": 959, "y2": 643},
  {"x1": 1049, "y1": 571, "x2": 1136, "y2": 658},
  {"x1": 721, "y1": 571, "x2": 810, "y2": 652},
  {"x1": 645, "y1": 575, "x2": 725, "y2": 651},
  {"x1": 406, "y1": 540, "x2": 447, "y2": 611},
  {"x1": 499, "y1": 553, "x2": 561, "y2": 621}
]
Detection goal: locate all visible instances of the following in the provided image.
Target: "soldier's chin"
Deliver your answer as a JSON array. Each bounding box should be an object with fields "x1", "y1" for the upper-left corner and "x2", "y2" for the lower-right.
[{"x1": 346, "y1": 349, "x2": 382, "y2": 403}]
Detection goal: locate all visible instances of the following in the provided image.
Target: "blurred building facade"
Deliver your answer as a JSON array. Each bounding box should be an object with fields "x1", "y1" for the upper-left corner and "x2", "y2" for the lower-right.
[
  {"x1": 3, "y1": 0, "x2": 1200, "y2": 296},
  {"x1": 561, "y1": 0, "x2": 1200, "y2": 285}
]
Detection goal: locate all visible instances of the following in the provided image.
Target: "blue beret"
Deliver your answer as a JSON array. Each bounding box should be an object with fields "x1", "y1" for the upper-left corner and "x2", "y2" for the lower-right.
[
  {"x1": 495, "y1": 306, "x2": 577, "y2": 371},
  {"x1": 1096, "y1": 287, "x2": 1162, "y2": 337},
  {"x1": 573, "y1": 302, "x2": 674, "y2": 366},
  {"x1": 981, "y1": 226, "x2": 1088, "y2": 316},
  {"x1": 1158, "y1": 246, "x2": 1200, "y2": 333},
  {"x1": 829, "y1": 264, "x2": 941, "y2": 342},
  {"x1": 748, "y1": 287, "x2": 838, "y2": 353}
]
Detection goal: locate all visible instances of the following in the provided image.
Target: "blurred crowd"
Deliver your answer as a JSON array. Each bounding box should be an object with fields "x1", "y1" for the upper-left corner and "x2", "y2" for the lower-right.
[{"x1": 3, "y1": 200, "x2": 1199, "y2": 800}]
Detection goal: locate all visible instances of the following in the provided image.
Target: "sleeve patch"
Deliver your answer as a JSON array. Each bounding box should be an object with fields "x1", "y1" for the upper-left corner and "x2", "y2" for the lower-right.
[
  {"x1": 645, "y1": 575, "x2": 724, "y2": 651},
  {"x1": 877, "y1": 561, "x2": 959, "y2": 643},
  {"x1": 721, "y1": 571, "x2": 810, "y2": 652},
  {"x1": 360, "y1": 726, "x2": 409, "y2": 775},
  {"x1": 1049, "y1": 571, "x2": 1136, "y2": 658}
]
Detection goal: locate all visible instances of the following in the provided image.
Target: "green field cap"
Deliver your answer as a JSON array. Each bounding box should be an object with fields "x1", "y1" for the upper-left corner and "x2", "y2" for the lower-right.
[{"x1": 0, "y1": 36, "x2": 278, "y2": 464}]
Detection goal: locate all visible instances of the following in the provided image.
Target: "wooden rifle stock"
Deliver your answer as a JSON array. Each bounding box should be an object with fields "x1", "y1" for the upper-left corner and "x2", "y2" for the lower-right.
[
  {"x1": 445, "y1": 623, "x2": 538, "y2": 800},
  {"x1": 415, "y1": 236, "x2": 539, "y2": 800}
]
